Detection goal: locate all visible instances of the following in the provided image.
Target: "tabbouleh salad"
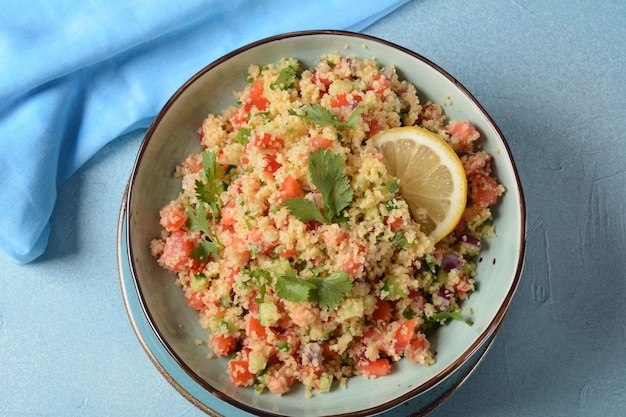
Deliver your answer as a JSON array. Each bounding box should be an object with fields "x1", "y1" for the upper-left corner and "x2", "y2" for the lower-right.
[{"x1": 150, "y1": 54, "x2": 504, "y2": 397}]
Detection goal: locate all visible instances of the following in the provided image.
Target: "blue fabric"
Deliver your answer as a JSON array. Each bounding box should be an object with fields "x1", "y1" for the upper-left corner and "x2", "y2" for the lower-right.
[{"x1": 0, "y1": 0, "x2": 408, "y2": 264}]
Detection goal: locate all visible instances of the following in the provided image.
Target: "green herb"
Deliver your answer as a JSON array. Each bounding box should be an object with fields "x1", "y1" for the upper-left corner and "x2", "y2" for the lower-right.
[
  {"x1": 387, "y1": 179, "x2": 400, "y2": 193},
  {"x1": 187, "y1": 150, "x2": 226, "y2": 255},
  {"x1": 392, "y1": 231, "x2": 412, "y2": 249},
  {"x1": 276, "y1": 340, "x2": 291, "y2": 352},
  {"x1": 284, "y1": 149, "x2": 353, "y2": 224},
  {"x1": 307, "y1": 272, "x2": 353, "y2": 310},
  {"x1": 234, "y1": 127, "x2": 251, "y2": 145},
  {"x1": 431, "y1": 311, "x2": 474, "y2": 326},
  {"x1": 270, "y1": 65, "x2": 299, "y2": 90},
  {"x1": 288, "y1": 105, "x2": 360, "y2": 130},
  {"x1": 189, "y1": 240, "x2": 219, "y2": 263},
  {"x1": 275, "y1": 267, "x2": 315, "y2": 303},
  {"x1": 402, "y1": 308, "x2": 417, "y2": 319},
  {"x1": 275, "y1": 267, "x2": 353, "y2": 310}
]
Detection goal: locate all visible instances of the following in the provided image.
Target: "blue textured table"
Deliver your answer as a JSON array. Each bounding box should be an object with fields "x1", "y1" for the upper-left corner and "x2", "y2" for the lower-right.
[{"x1": 2, "y1": 1, "x2": 625, "y2": 416}]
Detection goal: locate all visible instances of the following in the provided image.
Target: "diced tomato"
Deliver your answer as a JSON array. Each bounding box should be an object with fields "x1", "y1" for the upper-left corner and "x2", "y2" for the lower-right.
[
  {"x1": 252, "y1": 132, "x2": 282, "y2": 150},
  {"x1": 469, "y1": 173, "x2": 500, "y2": 208},
  {"x1": 309, "y1": 136, "x2": 332, "y2": 150},
  {"x1": 331, "y1": 92, "x2": 349, "y2": 108},
  {"x1": 247, "y1": 314, "x2": 266, "y2": 339},
  {"x1": 342, "y1": 243, "x2": 365, "y2": 276},
  {"x1": 322, "y1": 341, "x2": 339, "y2": 358},
  {"x1": 417, "y1": 103, "x2": 443, "y2": 124},
  {"x1": 404, "y1": 332, "x2": 429, "y2": 363},
  {"x1": 159, "y1": 230, "x2": 195, "y2": 272},
  {"x1": 372, "y1": 299, "x2": 392, "y2": 323},
  {"x1": 394, "y1": 317, "x2": 417, "y2": 348},
  {"x1": 311, "y1": 74, "x2": 331, "y2": 90},
  {"x1": 185, "y1": 291, "x2": 205, "y2": 310},
  {"x1": 447, "y1": 120, "x2": 476, "y2": 142},
  {"x1": 371, "y1": 75, "x2": 389, "y2": 95},
  {"x1": 386, "y1": 216, "x2": 403, "y2": 231},
  {"x1": 363, "y1": 114, "x2": 383, "y2": 135},
  {"x1": 453, "y1": 274, "x2": 472, "y2": 298},
  {"x1": 278, "y1": 246, "x2": 298, "y2": 259},
  {"x1": 279, "y1": 175, "x2": 304, "y2": 201},
  {"x1": 228, "y1": 359, "x2": 255, "y2": 386},
  {"x1": 220, "y1": 201, "x2": 237, "y2": 226},
  {"x1": 264, "y1": 153, "x2": 281, "y2": 173},
  {"x1": 243, "y1": 79, "x2": 268, "y2": 111},
  {"x1": 182, "y1": 154, "x2": 203, "y2": 173},
  {"x1": 302, "y1": 365, "x2": 323, "y2": 378},
  {"x1": 225, "y1": 268, "x2": 239, "y2": 287},
  {"x1": 231, "y1": 108, "x2": 248, "y2": 126},
  {"x1": 159, "y1": 203, "x2": 187, "y2": 232},
  {"x1": 210, "y1": 333, "x2": 237, "y2": 357},
  {"x1": 359, "y1": 358, "x2": 391, "y2": 377}
]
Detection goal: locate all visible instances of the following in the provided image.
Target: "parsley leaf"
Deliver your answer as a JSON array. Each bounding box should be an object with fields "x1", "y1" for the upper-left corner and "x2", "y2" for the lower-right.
[
  {"x1": 275, "y1": 268, "x2": 353, "y2": 310},
  {"x1": 187, "y1": 202, "x2": 211, "y2": 236},
  {"x1": 289, "y1": 105, "x2": 360, "y2": 130},
  {"x1": 307, "y1": 272, "x2": 353, "y2": 310},
  {"x1": 234, "y1": 127, "x2": 251, "y2": 145},
  {"x1": 284, "y1": 148, "x2": 353, "y2": 224},
  {"x1": 190, "y1": 240, "x2": 219, "y2": 263},
  {"x1": 275, "y1": 267, "x2": 315, "y2": 302},
  {"x1": 282, "y1": 198, "x2": 326, "y2": 223},
  {"x1": 308, "y1": 148, "x2": 353, "y2": 222}
]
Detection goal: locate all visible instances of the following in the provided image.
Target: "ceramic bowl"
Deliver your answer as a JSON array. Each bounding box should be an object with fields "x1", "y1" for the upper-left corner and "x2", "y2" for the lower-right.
[{"x1": 124, "y1": 30, "x2": 526, "y2": 416}]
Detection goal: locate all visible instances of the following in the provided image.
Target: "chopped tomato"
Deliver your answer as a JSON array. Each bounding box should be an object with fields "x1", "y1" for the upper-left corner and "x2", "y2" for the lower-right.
[
  {"x1": 228, "y1": 359, "x2": 255, "y2": 386},
  {"x1": 185, "y1": 291, "x2": 205, "y2": 310},
  {"x1": 331, "y1": 92, "x2": 349, "y2": 108},
  {"x1": 453, "y1": 274, "x2": 472, "y2": 298},
  {"x1": 371, "y1": 75, "x2": 389, "y2": 95},
  {"x1": 447, "y1": 120, "x2": 476, "y2": 141},
  {"x1": 279, "y1": 175, "x2": 304, "y2": 201},
  {"x1": 311, "y1": 74, "x2": 331, "y2": 90},
  {"x1": 264, "y1": 153, "x2": 281, "y2": 173},
  {"x1": 243, "y1": 79, "x2": 268, "y2": 111},
  {"x1": 394, "y1": 317, "x2": 417, "y2": 347},
  {"x1": 359, "y1": 358, "x2": 391, "y2": 377},
  {"x1": 278, "y1": 246, "x2": 298, "y2": 259},
  {"x1": 372, "y1": 299, "x2": 392, "y2": 323},
  {"x1": 469, "y1": 173, "x2": 500, "y2": 208},
  {"x1": 247, "y1": 314, "x2": 266, "y2": 339},
  {"x1": 363, "y1": 114, "x2": 383, "y2": 135},
  {"x1": 386, "y1": 216, "x2": 403, "y2": 230},
  {"x1": 231, "y1": 108, "x2": 248, "y2": 126},
  {"x1": 309, "y1": 136, "x2": 332, "y2": 150},
  {"x1": 220, "y1": 201, "x2": 237, "y2": 226},
  {"x1": 341, "y1": 243, "x2": 365, "y2": 276},
  {"x1": 404, "y1": 333, "x2": 429, "y2": 363},
  {"x1": 159, "y1": 230, "x2": 195, "y2": 272},
  {"x1": 182, "y1": 154, "x2": 203, "y2": 173},
  {"x1": 210, "y1": 333, "x2": 237, "y2": 357},
  {"x1": 159, "y1": 203, "x2": 187, "y2": 232},
  {"x1": 252, "y1": 132, "x2": 282, "y2": 150}
]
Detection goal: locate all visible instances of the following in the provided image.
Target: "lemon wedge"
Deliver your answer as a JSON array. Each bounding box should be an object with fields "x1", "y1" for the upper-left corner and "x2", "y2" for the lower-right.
[{"x1": 372, "y1": 126, "x2": 467, "y2": 242}]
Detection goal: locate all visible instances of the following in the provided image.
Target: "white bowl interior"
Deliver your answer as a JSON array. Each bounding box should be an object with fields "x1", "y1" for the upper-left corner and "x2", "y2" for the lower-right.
[{"x1": 126, "y1": 31, "x2": 525, "y2": 417}]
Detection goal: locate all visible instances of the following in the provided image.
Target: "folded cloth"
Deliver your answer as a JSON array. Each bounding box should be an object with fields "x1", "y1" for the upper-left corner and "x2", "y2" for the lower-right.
[{"x1": 0, "y1": 0, "x2": 408, "y2": 264}]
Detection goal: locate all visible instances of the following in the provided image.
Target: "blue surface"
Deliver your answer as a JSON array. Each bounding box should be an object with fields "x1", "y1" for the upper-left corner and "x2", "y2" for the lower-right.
[{"x1": 1, "y1": 1, "x2": 625, "y2": 416}]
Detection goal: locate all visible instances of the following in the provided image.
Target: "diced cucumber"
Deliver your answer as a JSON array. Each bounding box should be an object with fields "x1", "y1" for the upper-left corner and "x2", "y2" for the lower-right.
[{"x1": 258, "y1": 302, "x2": 279, "y2": 327}]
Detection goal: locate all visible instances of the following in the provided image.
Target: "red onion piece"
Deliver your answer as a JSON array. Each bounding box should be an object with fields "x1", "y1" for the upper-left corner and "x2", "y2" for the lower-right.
[
  {"x1": 442, "y1": 253, "x2": 463, "y2": 271},
  {"x1": 461, "y1": 234, "x2": 482, "y2": 249},
  {"x1": 434, "y1": 288, "x2": 452, "y2": 311}
]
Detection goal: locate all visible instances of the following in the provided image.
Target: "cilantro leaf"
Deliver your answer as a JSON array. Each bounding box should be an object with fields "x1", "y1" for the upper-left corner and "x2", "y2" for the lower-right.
[
  {"x1": 282, "y1": 198, "x2": 326, "y2": 223},
  {"x1": 186, "y1": 203, "x2": 211, "y2": 236},
  {"x1": 308, "y1": 148, "x2": 353, "y2": 223},
  {"x1": 190, "y1": 240, "x2": 219, "y2": 263},
  {"x1": 289, "y1": 105, "x2": 360, "y2": 130},
  {"x1": 275, "y1": 268, "x2": 315, "y2": 302},
  {"x1": 307, "y1": 272, "x2": 353, "y2": 310}
]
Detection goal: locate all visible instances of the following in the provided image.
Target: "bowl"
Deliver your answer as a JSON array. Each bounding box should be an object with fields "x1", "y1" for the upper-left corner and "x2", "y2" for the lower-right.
[{"x1": 124, "y1": 30, "x2": 526, "y2": 416}]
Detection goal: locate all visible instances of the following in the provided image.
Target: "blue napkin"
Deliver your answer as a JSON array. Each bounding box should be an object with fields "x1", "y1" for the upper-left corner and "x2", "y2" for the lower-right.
[{"x1": 0, "y1": 0, "x2": 408, "y2": 264}]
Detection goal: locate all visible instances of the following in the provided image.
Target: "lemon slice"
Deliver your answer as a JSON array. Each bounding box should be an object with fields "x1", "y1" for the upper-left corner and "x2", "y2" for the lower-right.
[{"x1": 372, "y1": 126, "x2": 467, "y2": 242}]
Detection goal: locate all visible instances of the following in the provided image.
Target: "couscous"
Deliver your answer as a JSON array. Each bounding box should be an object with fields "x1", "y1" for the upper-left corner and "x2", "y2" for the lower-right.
[{"x1": 150, "y1": 55, "x2": 503, "y2": 396}]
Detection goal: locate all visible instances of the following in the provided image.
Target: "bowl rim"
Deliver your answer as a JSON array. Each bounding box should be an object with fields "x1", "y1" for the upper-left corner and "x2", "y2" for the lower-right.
[{"x1": 125, "y1": 29, "x2": 527, "y2": 417}]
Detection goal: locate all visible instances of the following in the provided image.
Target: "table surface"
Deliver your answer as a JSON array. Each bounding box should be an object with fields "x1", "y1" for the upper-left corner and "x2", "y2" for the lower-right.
[{"x1": 2, "y1": 1, "x2": 625, "y2": 416}]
